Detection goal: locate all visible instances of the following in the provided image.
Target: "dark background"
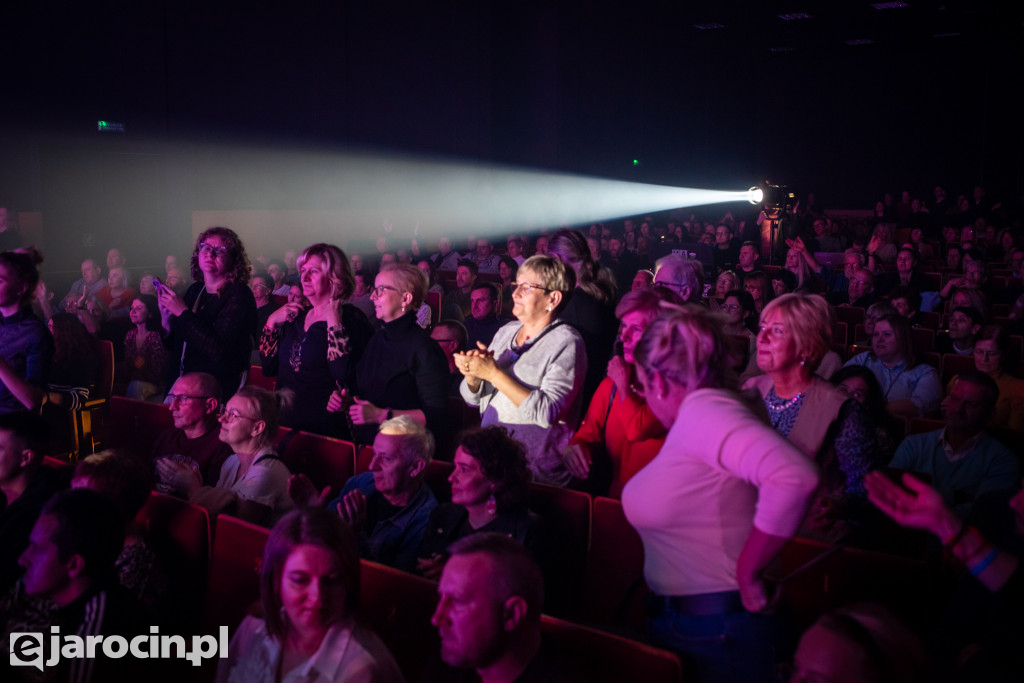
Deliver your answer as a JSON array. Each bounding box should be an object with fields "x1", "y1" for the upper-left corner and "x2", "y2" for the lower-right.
[{"x1": 1, "y1": 1, "x2": 1021, "y2": 271}]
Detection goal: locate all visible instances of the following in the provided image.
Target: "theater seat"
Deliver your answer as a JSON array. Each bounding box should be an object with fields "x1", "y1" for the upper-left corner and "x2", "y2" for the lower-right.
[
  {"x1": 202, "y1": 514, "x2": 270, "y2": 634},
  {"x1": 135, "y1": 491, "x2": 211, "y2": 629},
  {"x1": 359, "y1": 559, "x2": 440, "y2": 682},
  {"x1": 106, "y1": 396, "x2": 174, "y2": 458},
  {"x1": 282, "y1": 431, "x2": 355, "y2": 499},
  {"x1": 528, "y1": 483, "x2": 591, "y2": 618},
  {"x1": 582, "y1": 496, "x2": 648, "y2": 632},
  {"x1": 541, "y1": 615, "x2": 682, "y2": 683},
  {"x1": 245, "y1": 365, "x2": 277, "y2": 391},
  {"x1": 777, "y1": 536, "x2": 932, "y2": 630}
]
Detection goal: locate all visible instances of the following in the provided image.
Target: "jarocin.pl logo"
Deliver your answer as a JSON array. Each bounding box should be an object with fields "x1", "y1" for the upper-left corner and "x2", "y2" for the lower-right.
[{"x1": 10, "y1": 626, "x2": 229, "y2": 670}]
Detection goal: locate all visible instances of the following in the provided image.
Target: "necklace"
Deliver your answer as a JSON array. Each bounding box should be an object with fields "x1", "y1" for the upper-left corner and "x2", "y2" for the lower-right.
[{"x1": 765, "y1": 390, "x2": 805, "y2": 412}]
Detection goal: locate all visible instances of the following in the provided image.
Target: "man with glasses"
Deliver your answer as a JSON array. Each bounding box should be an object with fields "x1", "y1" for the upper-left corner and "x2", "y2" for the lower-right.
[
  {"x1": 839, "y1": 268, "x2": 879, "y2": 308},
  {"x1": 653, "y1": 254, "x2": 704, "y2": 305},
  {"x1": 152, "y1": 372, "x2": 232, "y2": 494},
  {"x1": 250, "y1": 273, "x2": 276, "y2": 335}
]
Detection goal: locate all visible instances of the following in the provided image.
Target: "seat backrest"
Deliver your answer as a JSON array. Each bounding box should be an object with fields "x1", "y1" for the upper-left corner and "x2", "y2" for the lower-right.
[
  {"x1": 203, "y1": 514, "x2": 270, "y2": 633},
  {"x1": 582, "y1": 496, "x2": 648, "y2": 630},
  {"x1": 93, "y1": 339, "x2": 115, "y2": 400},
  {"x1": 135, "y1": 491, "x2": 211, "y2": 628},
  {"x1": 106, "y1": 396, "x2": 174, "y2": 457},
  {"x1": 940, "y1": 353, "x2": 975, "y2": 386},
  {"x1": 355, "y1": 444, "x2": 375, "y2": 474},
  {"x1": 777, "y1": 536, "x2": 932, "y2": 630},
  {"x1": 425, "y1": 290, "x2": 441, "y2": 325},
  {"x1": 282, "y1": 431, "x2": 355, "y2": 499},
  {"x1": 541, "y1": 615, "x2": 682, "y2": 683},
  {"x1": 832, "y1": 306, "x2": 865, "y2": 327},
  {"x1": 425, "y1": 459, "x2": 454, "y2": 503},
  {"x1": 527, "y1": 483, "x2": 591, "y2": 618},
  {"x1": 245, "y1": 364, "x2": 277, "y2": 391},
  {"x1": 359, "y1": 559, "x2": 440, "y2": 683}
]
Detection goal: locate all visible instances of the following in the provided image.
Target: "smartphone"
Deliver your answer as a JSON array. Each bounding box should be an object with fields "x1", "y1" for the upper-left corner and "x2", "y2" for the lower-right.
[{"x1": 152, "y1": 277, "x2": 167, "y2": 294}]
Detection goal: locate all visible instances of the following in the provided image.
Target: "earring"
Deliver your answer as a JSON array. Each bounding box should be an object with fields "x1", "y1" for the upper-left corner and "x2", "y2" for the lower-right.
[
  {"x1": 546, "y1": 306, "x2": 552, "y2": 312},
  {"x1": 800, "y1": 357, "x2": 807, "y2": 366},
  {"x1": 486, "y1": 493, "x2": 498, "y2": 516}
]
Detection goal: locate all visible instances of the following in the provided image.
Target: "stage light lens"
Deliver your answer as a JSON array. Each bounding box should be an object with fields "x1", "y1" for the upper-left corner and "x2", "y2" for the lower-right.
[{"x1": 748, "y1": 186, "x2": 764, "y2": 204}]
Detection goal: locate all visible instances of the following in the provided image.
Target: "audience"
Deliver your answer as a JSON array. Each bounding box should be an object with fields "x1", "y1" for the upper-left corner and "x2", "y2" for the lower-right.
[
  {"x1": 457, "y1": 254, "x2": 585, "y2": 487},
  {"x1": 567, "y1": 286, "x2": 682, "y2": 496},
  {"x1": 5, "y1": 184, "x2": 1024, "y2": 679},
  {"x1": 59, "y1": 258, "x2": 105, "y2": 311},
  {"x1": 216, "y1": 506, "x2": 403, "y2": 683},
  {"x1": 340, "y1": 262, "x2": 450, "y2": 445},
  {"x1": 123, "y1": 295, "x2": 168, "y2": 402},
  {"x1": 260, "y1": 243, "x2": 374, "y2": 440},
  {"x1": 160, "y1": 385, "x2": 292, "y2": 523},
  {"x1": 965, "y1": 324, "x2": 1024, "y2": 433},
  {"x1": 71, "y1": 450, "x2": 166, "y2": 609},
  {"x1": 889, "y1": 371, "x2": 1018, "y2": 518},
  {"x1": 11, "y1": 489, "x2": 146, "y2": 682},
  {"x1": 442, "y1": 258, "x2": 478, "y2": 321},
  {"x1": 0, "y1": 248, "x2": 53, "y2": 413},
  {"x1": 417, "y1": 426, "x2": 542, "y2": 579},
  {"x1": 159, "y1": 226, "x2": 257, "y2": 399},
  {"x1": 844, "y1": 313, "x2": 943, "y2": 417},
  {"x1": 0, "y1": 412, "x2": 64, "y2": 595},
  {"x1": 296, "y1": 416, "x2": 437, "y2": 573},
  {"x1": 429, "y1": 534, "x2": 581, "y2": 682},
  {"x1": 622, "y1": 305, "x2": 818, "y2": 681},
  {"x1": 743, "y1": 294, "x2": 876, "y2": 538},
  {"x1": 547, "y1": 229, "x2": 618, "y2": 400}
]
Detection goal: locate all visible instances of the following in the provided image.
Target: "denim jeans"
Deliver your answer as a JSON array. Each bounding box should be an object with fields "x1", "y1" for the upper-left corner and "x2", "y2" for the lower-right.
[{"x1": 647, "y1": 594, "x2": 779, "y2": 683}]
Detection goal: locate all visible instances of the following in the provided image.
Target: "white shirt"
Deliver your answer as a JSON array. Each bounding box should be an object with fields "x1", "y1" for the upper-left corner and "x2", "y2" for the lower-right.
[{"x1": 217, "y1": 616, "x2": 405, "y2": 683}]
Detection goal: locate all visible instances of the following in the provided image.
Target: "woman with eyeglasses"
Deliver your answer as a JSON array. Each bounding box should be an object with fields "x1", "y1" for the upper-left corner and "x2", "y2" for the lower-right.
[
  {"x1": 948, "y1": 324, "x2": 1024, "y2": 434},
  {"x1": 158, "y1": 227, "x2": 257, "y2": 399},
  {"x1": 332, "y1": 262, "x2": 449, "y2": 446},
  {"x1": 167, "y1": 385, "x2": 293, "y2": 524},
  {"x1": 455, "y1": 255, "x2": 586, "y2": 487},
  {"x1": 260, "y1": 243, "x2": 373, "y2": 440},
  {"x1": 744, "y1": 294, "x2": 877, "y2": 539}
]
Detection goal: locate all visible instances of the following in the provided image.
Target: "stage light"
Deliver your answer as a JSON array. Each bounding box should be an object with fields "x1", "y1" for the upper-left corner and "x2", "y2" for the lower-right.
[{"x1": 748, "y1": 186, "x2": 764, "y2": 204}]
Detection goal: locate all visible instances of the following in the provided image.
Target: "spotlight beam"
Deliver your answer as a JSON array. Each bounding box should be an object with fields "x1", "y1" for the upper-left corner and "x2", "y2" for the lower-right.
[{"x1": 192, "y1": 142, "x2": 755, "y2": 244}]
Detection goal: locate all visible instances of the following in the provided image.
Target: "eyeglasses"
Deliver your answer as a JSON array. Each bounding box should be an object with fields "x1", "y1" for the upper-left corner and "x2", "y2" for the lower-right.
[
  {"x1": 974, "y1": 349, "x2": 1001, "y2": 359},
  {"x1": 167, "y1": 393, "x2": 210, "y2": 405},
  {"x1": 370, "y1": 285, "x2": 399, "y2": 297},
  {"x1": 198, "y1": 242, "x2": 228, "y2": 258},
  {"x1": 219, "y1": 408, "x2": 259, "y2": 422},
  {"x1": 511, "y1": 282, "x2": 551, "y2": 295},
  {"x1": 433, "y1": 338, "x2": 459, "y2": 345},
  {"x1": 721, "y1": 304, "x2": 742, "y2": 312}
]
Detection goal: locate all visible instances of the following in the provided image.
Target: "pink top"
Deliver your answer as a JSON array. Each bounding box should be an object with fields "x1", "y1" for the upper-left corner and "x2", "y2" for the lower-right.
[{"x1": 621, "y1": 388, "x2": 818, "y2": 596}]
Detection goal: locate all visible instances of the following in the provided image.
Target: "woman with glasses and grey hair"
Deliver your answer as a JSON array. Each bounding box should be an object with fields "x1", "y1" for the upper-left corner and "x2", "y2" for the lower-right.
[{"x1": 455, "y1": 254, "x2": 586, "y2": 487}]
